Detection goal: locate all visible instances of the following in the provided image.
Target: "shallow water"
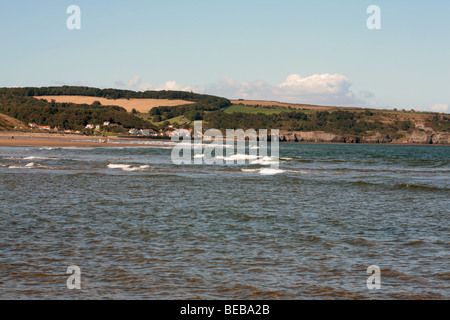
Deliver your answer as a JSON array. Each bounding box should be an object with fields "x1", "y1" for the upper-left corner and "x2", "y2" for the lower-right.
[{"x1": 0, "y1": 143, "x2": 449, "y2": 299}]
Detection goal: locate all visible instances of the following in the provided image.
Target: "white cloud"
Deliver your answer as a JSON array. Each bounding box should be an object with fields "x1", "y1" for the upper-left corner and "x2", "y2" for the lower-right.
[
  {"x1": 206, "y1": 74, "x2": 364, "y2": 106},
  {"x1": 127, "y1": 76, "x2": 141, "y2": 90},
  {"x1": 279, "y1": 74, "x2": 350, "y2": 94},
  {"x1": 125, "y1": 76, "x2": 203, "y2": 92},
  {"x1": 122, "y1": 74, "x2": 367, "y2": 107},
  {"x1": 428, "y1": 103, "x2": 449, "y2": 113},
  {"x1": 138, "y1": 80, "x2": 204, "y2": 92}
]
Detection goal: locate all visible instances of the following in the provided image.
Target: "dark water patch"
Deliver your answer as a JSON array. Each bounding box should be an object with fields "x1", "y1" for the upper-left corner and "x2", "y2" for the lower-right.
[{"x1": 394, "y1": 183, "x2": 450, "y2": 192}]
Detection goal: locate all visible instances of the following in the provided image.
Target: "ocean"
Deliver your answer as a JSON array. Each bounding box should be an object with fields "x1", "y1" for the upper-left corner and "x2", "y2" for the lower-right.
[{"x1": 0, "y1": 142, "x2": 449, "y2": 299}]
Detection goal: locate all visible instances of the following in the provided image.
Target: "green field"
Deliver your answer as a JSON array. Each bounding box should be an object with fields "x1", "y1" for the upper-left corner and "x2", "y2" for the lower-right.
[
  {"x1": 138, "y1": 114, "x2": 186, "y2": 126},
  {"x1": 224, "y1": 104, "x2": 318, "y2": 114}
]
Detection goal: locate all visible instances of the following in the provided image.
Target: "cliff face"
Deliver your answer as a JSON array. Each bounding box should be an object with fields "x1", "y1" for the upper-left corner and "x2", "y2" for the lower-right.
[
  {"x1": 406, "y1": 131, "x2": 450, "y2": 144},
  {"x1": 279, "y1": 128, "x2": 450, "y2": 145},
  {"x1": 279, "y1": 131, "x2": 389, "y2": 144},
  {"x1": 404, "y1": 123, "x2": 450, "y2": 144}
]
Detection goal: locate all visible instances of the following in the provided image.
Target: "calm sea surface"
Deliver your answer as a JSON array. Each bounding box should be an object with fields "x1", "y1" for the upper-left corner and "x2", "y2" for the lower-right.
[{"x1": 0, "y1": 142, "x2": 449, "y2": 299}]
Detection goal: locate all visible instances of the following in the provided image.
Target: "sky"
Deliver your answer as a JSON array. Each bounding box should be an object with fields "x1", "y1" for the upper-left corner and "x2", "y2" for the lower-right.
[{"x1": 0, "y1": 0, "x2": 449, "y2": 112}]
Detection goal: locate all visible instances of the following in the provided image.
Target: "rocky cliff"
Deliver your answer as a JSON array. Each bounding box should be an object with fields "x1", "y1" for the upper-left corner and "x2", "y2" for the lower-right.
[{"x1": 279, "y1": 127, "x2": 450, "y2": 145}]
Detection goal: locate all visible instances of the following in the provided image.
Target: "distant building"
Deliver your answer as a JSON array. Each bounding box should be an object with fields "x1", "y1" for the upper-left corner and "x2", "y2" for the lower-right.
[
  {"x1": 140, "y1": 129, "x2": 152, "y2": 136},
  {"x1": 172, "y1": 129, "x2": 191, "y2": 139},
  {"x1": 38, "y1": 126, "x2": 51, "y2": 130},
  {"x1": 103, "y1": 121, "x2": 111, "y2": 126},
  {"x1": 95, "y1": 125, "x2": 101, "y2": 131},
  {"x1": 85, "y1": 124, "x2": 94, "y2": 129},
  {"x1": 29, "y1": 123, "x2": 38, "y2": 129},
  {"x1": 128, "y1": 128, "x2": 140, "y2": 135}
]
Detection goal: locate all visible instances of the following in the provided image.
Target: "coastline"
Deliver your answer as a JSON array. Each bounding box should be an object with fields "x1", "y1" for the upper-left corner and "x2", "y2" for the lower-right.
[
  {"x1": 1, "y1": 131, "x2": 449, "y2": 147},
  {"x1": 0, "y1": 132, "x2": 162, "y2": 148}
]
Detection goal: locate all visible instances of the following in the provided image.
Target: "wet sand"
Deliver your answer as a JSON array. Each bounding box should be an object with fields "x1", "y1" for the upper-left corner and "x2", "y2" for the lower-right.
[{"x1": 0, "y1": 132, "x2": 159, "y2": 147}]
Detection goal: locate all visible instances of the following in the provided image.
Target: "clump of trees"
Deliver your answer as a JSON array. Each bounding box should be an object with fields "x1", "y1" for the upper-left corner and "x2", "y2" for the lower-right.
[
  {"x1": 4, "y1": 85, "x2": 230, "y2": 102},
  {"x1": 0, "y1": 88, "x2": 156, "y2": 132},
  {"x1": 149, "y1": 98, "x2": 231, "y2": 122},
  {"x1": 1, "y1": 86, "x2": 448, "y2": 136},
  {"x1": 431, "y1": 114, "x2": 450, "y2": 132},
  {"x1": 202, "y1": 110, "x2": 419, "y2": 136},
  {"x1": 0, "y1": 86, "x2": 232, "y2": 129}
]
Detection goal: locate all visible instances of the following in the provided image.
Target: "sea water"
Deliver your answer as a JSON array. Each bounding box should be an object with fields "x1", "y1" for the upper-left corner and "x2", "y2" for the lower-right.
[{"x1": 0, "y1": 143, "x2": 448, "y2": 299}]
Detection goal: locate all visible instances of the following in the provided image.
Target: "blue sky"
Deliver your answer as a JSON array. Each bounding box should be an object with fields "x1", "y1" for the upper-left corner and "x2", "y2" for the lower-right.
[{"x1": 0, "y1": 0, "x2": 449, "y2": 111}]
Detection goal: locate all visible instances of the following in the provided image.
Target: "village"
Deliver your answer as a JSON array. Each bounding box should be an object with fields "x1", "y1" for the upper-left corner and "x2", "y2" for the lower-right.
[{"x1": 27, "y1": 121, "x2": 193, "y2": 139}]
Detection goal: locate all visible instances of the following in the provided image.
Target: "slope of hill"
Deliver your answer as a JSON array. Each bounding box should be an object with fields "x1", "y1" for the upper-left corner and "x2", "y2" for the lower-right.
[
  {"x1": 230, "y1": 99, "x2": 335, "y2": 111},
  {"x1": 0, "y1": 86, "x2": 231, "y2": 133},
  {"x1": 0, "y1": 113, "x2": 27, "y2": 130}
]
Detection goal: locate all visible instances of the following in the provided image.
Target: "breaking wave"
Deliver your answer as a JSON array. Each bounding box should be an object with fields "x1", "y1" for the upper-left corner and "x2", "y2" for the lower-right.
[{"x1": 107, "y1": 163, "x2": 151, "y2": 172}]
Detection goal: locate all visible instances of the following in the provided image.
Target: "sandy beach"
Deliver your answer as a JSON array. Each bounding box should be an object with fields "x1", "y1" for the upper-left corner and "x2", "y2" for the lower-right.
[{"x1": 0, "y1": 132, "x2": 161, "y2": 148}]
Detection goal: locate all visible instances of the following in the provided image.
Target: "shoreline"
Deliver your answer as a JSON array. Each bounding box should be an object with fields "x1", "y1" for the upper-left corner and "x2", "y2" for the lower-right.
[
  {"x1": 0, "y1": 132, "x2": 449, "y2": 147},
  {"x1": 0, "y1": 132, "x2": 163, "y2": 148}
]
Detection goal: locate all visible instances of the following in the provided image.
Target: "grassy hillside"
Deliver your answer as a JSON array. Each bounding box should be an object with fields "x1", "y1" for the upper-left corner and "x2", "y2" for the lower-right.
[
  {"x1": 0, "y1": 86, "x2": 448, "y2": 137},
  {"x1": 224, "y1": 104, "x2": 300, "y2": 115},
  {"x1": 204, "y1": 105, "x2": 450, "y2": 137},
  {"x1": 0, "y1": 113, "x2": 27, "y2": 130}
]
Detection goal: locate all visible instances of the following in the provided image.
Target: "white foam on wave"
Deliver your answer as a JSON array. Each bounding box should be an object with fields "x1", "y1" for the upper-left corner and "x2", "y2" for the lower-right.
[
  {"x1": 250, "y1": 156, "x2": 279, "y2": 165},
  {"x1": 287, "y1": 169, "x2": 309, "y2": 174},
  {"x1": 107, "y1": 164, "x2": 151, "y2": 172},
  {"x1": 241, "y1": 168, "x2": 285, "y2": 175},
  {"x1": 107, "y1": 164, "x2": 131, "y2": 169},
  {"x1": 23, "y1": 156, "x2": 56, "y2": 160},
  {"x1": 121, "y1": 165, "x2": 150, "y2": 172},
  {"x1": 8, "y1": 162, "x2": 37, "y2": 169},
  {"x1": 259, "y1": 168, "x2": 285, "y2": 175},
  {"x1": 216, "y1": 153, "x2": 259, "y2": 161}
]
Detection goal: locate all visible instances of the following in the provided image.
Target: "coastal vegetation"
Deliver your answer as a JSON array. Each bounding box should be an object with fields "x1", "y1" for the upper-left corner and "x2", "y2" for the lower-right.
[
  {"x1": 0, "y1": 86, "x2": 230, "y2": 133},
  {"x1": 0, "y1": 86, "x2": 448, "y2": 141},
  {"x1": 203, "y1": 109, "x2": 415, "y2": 136},
  {"x1": 0, "y1": 90, "x2": 154, "y2": 133}
]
